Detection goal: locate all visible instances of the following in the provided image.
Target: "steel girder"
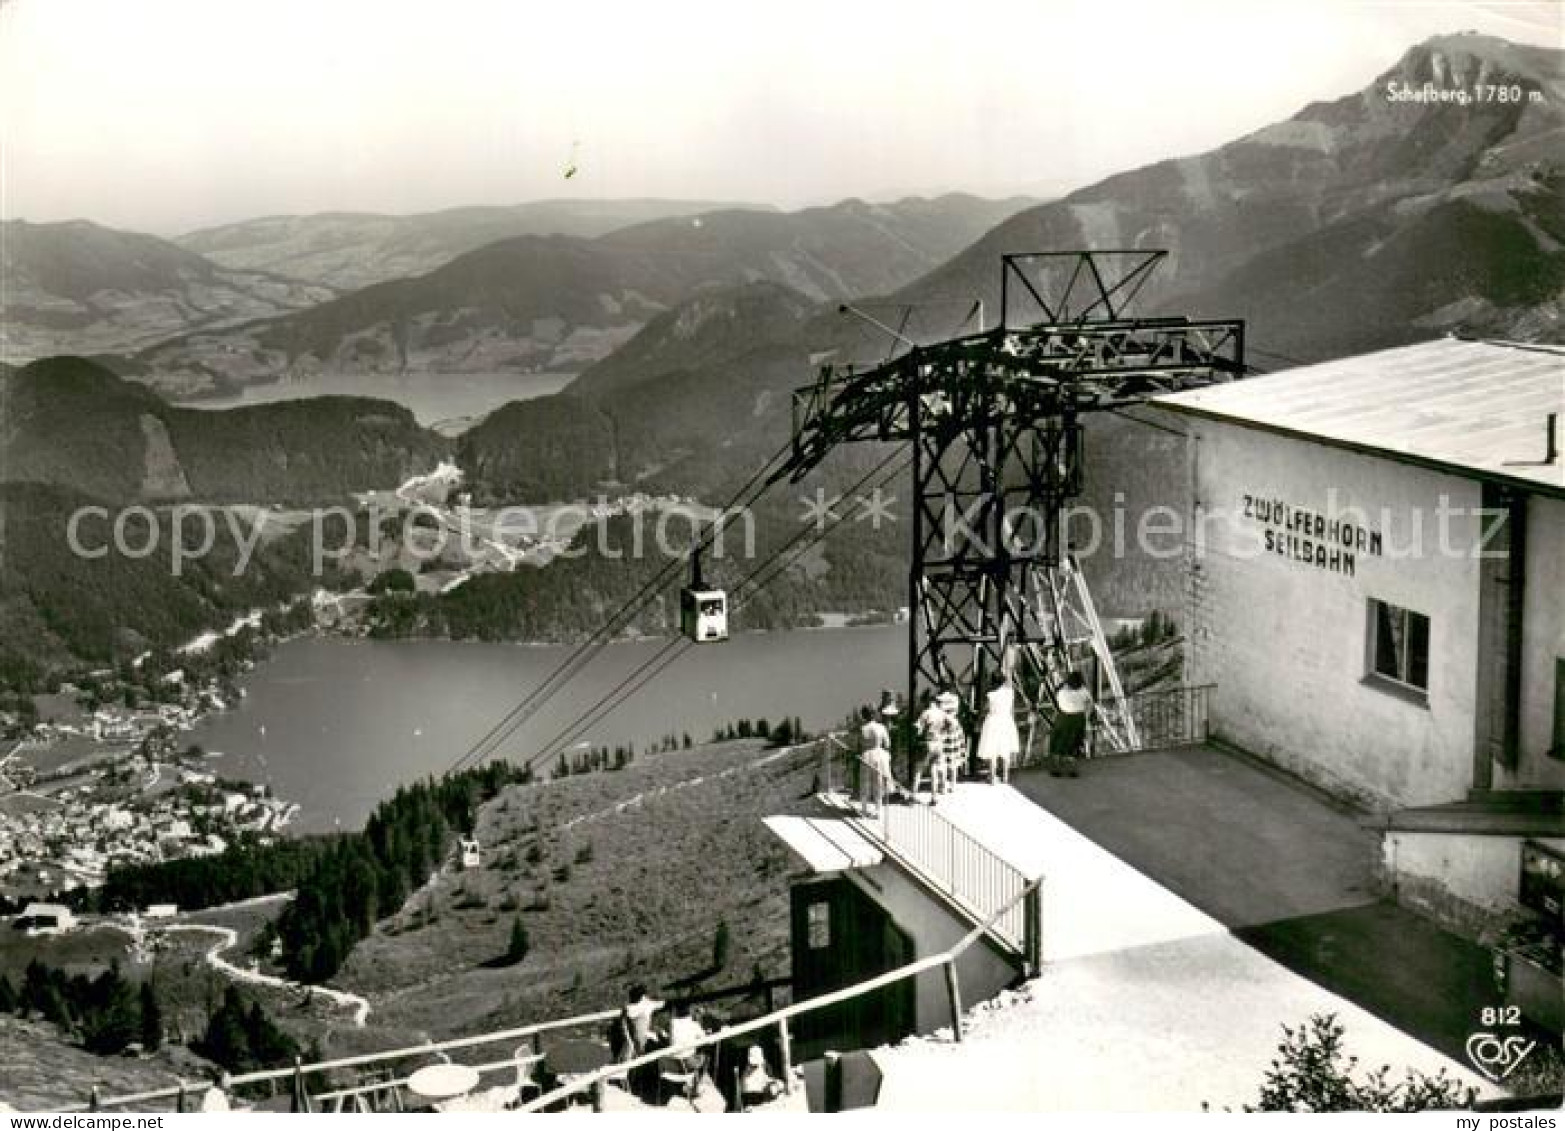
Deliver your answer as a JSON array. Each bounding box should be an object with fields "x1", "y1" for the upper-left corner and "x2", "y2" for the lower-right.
[{"x1": 780, "y1": 251, "x2": 1246, "y2": 751}]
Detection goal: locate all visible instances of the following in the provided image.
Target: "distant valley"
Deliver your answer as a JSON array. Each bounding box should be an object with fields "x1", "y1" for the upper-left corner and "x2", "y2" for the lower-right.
[
  {"x1": 3, "y1": 32, "x2": 1562, "y2": 691},
  {"x1": 0, "y1": 219, "x2": 333, "y2": 361},
  {"x1": 1, "y1": 194, "x2": 1035, "y2": 394}
]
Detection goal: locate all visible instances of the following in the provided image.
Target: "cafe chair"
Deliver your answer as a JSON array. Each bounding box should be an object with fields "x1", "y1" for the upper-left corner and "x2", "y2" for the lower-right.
[
  {"x1": 657, "y1": 1052, "x2": 704, "y2": 1107},
  {"x1": 510, "y1": 1047, "x2": 543, "y2": 1106}
]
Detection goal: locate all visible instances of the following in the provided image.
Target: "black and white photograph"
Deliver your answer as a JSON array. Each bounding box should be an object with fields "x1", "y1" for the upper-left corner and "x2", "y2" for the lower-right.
[{"x1": 0, "y1": 0, "x2": 1561, "y2": 1116}]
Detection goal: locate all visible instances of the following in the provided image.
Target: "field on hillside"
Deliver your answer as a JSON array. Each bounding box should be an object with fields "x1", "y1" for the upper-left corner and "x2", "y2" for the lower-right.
[
  {"x1": 338, "y1": 738, "x2": 818, "y2": 1041},
  {"x1": 3, "y1": 738, "x2": 827, "y2": 1097},
  {"x1": 0, "y1": 1016, "x2": 218, "y2": 1112}
]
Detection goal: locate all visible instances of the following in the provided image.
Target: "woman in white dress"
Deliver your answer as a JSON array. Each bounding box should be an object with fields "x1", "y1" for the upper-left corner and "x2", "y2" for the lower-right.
[{"x1": 975, "y1": 672, "x2": 1020, "y2": 783}]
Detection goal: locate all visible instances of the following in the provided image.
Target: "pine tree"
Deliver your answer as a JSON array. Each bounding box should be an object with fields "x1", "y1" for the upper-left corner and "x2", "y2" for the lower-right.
[
  {"x1": 244, "y1": 1001, "x2": 297, "y2": 1066},
  {"x1": 139, "y1": 980, "x2": 163, "y2": 1052},
  {"x1": 712, "y1": 920, "x2": 732, "y2": 971},
  {"x1": 195, "y1": 988, "x2": 251, "y2": 1072},
  {"x1": 81, "y1": 966, "x2": 138, "y2": 1055}
]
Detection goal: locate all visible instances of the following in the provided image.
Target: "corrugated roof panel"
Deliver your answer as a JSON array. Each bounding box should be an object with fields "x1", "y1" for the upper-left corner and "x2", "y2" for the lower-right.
[{"x1": 1155, "y1": 339, "x2": 1565, "y2": 492}]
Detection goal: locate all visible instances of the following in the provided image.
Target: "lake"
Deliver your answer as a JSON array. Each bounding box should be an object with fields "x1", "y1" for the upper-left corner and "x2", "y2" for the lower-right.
[
  {"x1": 190, "y1": 627, "x2": 904, "y2": 833},
  {"x1": 180, "y1": 371, "x2": 575, "y2": 431}
]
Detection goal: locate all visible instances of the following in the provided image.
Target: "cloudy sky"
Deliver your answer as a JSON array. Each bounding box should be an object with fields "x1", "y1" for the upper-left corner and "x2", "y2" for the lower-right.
[{"x1": 1, "y1": 0, "x2": 1558, "y2": 234}]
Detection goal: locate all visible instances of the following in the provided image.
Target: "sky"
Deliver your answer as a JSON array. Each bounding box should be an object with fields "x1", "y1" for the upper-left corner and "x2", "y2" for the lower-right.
[{"x1": 0, "y1": 0, "x2": 1559, "y2": 235}]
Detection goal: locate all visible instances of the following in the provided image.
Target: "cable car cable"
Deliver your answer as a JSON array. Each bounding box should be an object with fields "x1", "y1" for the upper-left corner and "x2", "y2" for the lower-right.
[
  {"x1": 440, "y1": 441, "x2": 794, "y2": 778},
  {"x1": 526, "y1": 446, "x2": 913, "y2": 768},
  {"x1": 528, "y1": 448, "x2": 911, "y2": 768},
  {"x1": 440, "y1": 434, "x2": 807, "y2": 778}
]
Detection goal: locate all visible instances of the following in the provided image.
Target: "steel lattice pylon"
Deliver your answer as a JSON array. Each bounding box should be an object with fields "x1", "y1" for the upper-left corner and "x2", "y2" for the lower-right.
[{"x1": 783, "y1": 251, "x2": 1246, "y2": 755}]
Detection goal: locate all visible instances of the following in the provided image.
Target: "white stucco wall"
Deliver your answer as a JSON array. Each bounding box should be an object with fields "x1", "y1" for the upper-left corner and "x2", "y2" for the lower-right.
[
  {"x1": 847, "y1": 864, "x2": 1018, "y2": 1034},
  {"x1": 1180, "y1": 420, "x2": 1485, "y2": 811},
  {"x1": 1506, "y1": 494, "x2": 1565, "y2": 790},
  {"x1": 1384, "y1": 830, "x2": 1565, "y2": 928}
]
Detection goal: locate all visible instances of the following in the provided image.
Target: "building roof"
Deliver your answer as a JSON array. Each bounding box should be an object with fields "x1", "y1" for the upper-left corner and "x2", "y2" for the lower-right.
[
  {"x1": 762, "y1": 815, "x2": 884, "y2": 874},
  {"x1": 18, "y1": 902, "x2": 72, "y2": 918},
  {"x1": 1153, "y1": 338, "x2": 1565, "y2": 498}
]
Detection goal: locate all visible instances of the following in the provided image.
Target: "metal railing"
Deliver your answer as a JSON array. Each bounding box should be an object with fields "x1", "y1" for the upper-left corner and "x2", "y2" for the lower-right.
[
  {"x1": 517, "y1": 875, "x2": 1044, "y2": 1112},
  {"x1": 71, "y1": 974, "x2": 797, "y2": 1113},
  {"x1": 1122, "y1": 683, "x2": 1213, "y2": 752},
  {"x1": 1015, "y1": 683, "x2": 1214, "y2": 765},
  {"x1": 72, "y1": 1007, "x2": 622, "y2": 1113},
  {"x1": 815, "y1": 736, "x2": 1033, "y2": 953},
  {"x1": 74, "y1": 878, "x2": 1045, "y2": 1116},
  {"x1": 74, "y1": 733, "x2": 1042, "y2": 1115}
]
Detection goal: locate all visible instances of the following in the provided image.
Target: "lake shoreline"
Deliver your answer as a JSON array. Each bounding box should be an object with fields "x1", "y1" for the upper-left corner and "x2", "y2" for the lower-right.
[{"x1": 188, "y1": 624, "x2": 905, "y2": 834}]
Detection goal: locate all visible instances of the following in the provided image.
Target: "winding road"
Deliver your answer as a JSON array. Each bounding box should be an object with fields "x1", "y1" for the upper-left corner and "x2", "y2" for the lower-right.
[{"x1": 152, "y1": 918, "x2": 371, "y2": 1028}]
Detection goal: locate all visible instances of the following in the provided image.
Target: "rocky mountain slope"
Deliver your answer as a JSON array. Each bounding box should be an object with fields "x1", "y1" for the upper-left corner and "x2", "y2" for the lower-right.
[
  {"x1": 0, "y1": 357, "x2": 443, "y2": 504},
  {"x1": 176, "y1": 198, "x2": 766, "y2": 291},
  {"x1": 131, "y1": 195, "x2": 1034, "y2": 396},
  {"x1": 901, "y1": 35, "x2": 1564, "y2": 360},
  {"x1": 454, "y1": 34, "x2": 1563, "y2": 622},
  {"x1": 0, "y1": 220, "x2": 333, "y2": 362}
]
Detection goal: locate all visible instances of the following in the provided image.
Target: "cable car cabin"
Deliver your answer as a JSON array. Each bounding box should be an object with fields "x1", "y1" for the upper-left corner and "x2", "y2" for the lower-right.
[{"x1": 681, "y1": 588, "x2": 729, "y2": 644}]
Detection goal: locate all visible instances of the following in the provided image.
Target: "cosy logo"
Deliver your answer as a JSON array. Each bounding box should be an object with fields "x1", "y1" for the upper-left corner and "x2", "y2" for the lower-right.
[{"x1": 1464, "y1": 1031, "x2": 1537, "y2": 1081}]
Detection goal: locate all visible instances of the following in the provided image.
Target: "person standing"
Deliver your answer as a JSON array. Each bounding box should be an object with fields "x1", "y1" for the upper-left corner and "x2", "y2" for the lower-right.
[
  {"x1": 1048, "y1": 671, "x2": 1093, "y2": 777},
  {"x1": 914, "y1": 692, "x2": 949, "y2": 802},
  {"x1": 936, "y1": 691, "x2": 965, "y2": 793},
  {"x1": 857, "y1": 705, "x2": 893, "y2": 817},
  {"x1": 975, "y1": 672, "x2": 1020, "y2": 783}
]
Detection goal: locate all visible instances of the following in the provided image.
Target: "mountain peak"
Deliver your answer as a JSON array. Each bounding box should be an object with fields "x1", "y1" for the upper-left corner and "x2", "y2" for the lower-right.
[{"x1": 1387, "y1": 31, "x2": 1564, "y2": 91}]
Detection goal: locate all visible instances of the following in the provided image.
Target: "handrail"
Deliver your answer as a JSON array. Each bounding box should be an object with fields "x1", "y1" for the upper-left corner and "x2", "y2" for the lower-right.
[
  {"x1": 75, "y1": 966, "x2": 797, "y2": 1110},
  {"x1": 78, "y1": 735, "x2": 1035, "y2": 1114},
  {"x1": 69, "y1": 1006, "x2": 622, "y2": 1111},
  {"x1": 517, "y1": 874, "x2": 1044, "y2": 1112},
  {"x1": 1120, "y1": 683, "x2": 1214, "y2": 753},
  {"x1": 816, "y1": 733, "x2": 1031, "y2": 950}
]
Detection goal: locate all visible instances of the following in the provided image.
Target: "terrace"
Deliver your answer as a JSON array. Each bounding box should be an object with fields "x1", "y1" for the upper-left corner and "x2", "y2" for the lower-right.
[{"x1": 69, "y1": 729, "x2": 1518, "y2": 1112}]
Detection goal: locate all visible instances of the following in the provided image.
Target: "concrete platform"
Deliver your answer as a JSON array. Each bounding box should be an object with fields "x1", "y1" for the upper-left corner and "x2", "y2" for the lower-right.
[
  {"x1": 861, "y1": 763, "x2": 1497, "y2": 1110},
  {"x1": 1009, "y1": 745, "x2": 1504, "y2": 1065},
  {"x1": 873, "y1": 933, "x2": 1496, "y2": 1111},
  {"x1": 1013, "y1": 744, "x2": 1379, "y2": 928},
  {"x1": 926, "y1": 784, "x2": 1223, "y2": 962}
]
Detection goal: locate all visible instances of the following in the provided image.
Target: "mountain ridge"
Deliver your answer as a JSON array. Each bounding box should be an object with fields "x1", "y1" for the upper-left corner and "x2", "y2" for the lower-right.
[
  {"x1": 0, "y1": 219, "x2": 335, "y2": 363},
  {"x1": 127, "y1": 194, "x2": 1039, "y2": 396},
  {"x1": 894, "y1": 34, "x2": 1564, "y2": 358},
  {"x1": 174, "y1": 198, "x2": 776, "y2": 291}
]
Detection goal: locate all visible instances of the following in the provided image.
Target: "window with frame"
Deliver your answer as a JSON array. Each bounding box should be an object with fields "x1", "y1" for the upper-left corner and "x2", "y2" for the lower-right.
[
  {"x1": 1366, "y1": 598, "x2": 1430, "y2": 695},
  {"x1": 806, "y1": 901, "x2": 830, "y2": 950}
]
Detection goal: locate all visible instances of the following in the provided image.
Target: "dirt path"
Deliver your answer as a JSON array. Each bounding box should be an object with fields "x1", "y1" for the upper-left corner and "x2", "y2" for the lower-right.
[
  {"x1": 557, "y1": 742, "x2": 811, "y2": 833},
  {"x1": 158, "y1": 923, "x2": 372, "y2": 1028}
]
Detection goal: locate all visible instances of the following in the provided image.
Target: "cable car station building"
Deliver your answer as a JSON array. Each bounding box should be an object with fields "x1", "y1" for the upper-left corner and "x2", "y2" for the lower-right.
[{"x1": 1152, "y1": 337, "x2": 1564, "y2": 931}]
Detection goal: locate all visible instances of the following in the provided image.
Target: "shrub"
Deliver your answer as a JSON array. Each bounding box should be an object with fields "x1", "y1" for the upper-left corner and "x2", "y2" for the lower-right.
[{"x1": 1248, "y1": 1014, "x2": 1477, "y2": 1112}]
